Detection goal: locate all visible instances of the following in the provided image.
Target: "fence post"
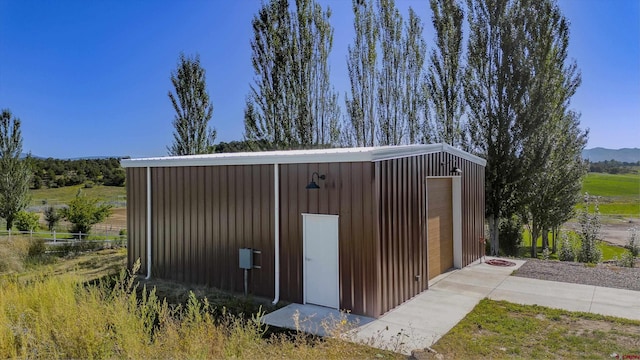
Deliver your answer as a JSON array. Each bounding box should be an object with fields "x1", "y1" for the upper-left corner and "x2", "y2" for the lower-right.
[
  {"x1": 53, "y1": 230, "x2": 56, "y2": 243},
  {"x1": 30, "y1": 229, "x2": 33, "y2": 241},
  {"x1": 79, "y1": 231, "x2": 82, "y2": 241}
]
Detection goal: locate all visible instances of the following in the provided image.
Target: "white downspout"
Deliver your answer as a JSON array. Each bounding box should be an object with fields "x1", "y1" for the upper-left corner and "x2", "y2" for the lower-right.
[
  {"x1": 272, "y1": 163, "x2": 280, "y2": 305},
  {"x1": 145, "y1": 166, "x2": 152, "y2": 279}
]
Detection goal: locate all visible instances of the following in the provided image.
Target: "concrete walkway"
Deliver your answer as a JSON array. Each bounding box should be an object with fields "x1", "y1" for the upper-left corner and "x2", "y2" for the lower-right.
[{"x1": 263, "y1": 257, "x2": 640, "y2": 355}]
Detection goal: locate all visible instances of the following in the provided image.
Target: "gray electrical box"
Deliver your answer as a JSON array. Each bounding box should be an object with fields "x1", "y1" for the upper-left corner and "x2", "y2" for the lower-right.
[{"x1": 239, "y1": 248, "x2": 253, "y2": 270}]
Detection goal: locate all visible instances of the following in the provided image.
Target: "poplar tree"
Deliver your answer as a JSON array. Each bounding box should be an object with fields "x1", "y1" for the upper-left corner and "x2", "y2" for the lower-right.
[
  {"x1": 0, "y1": 109, "x2": 31, "y2": 230},
  {"x1": 376, "y1": 0, "x2": 405, "y2": 145},
  {"x1": 168, "y1": 53, "x2": 216, "y2": 156},
  {"x1": 519, "y1": 0, "x2": 585, "y2": 257},
  {"x1": 245, "y1": 0, "x2": 339, "y2": 150},
  {"x1": 465, "y1": 0, "x2": 584, "y2": 255},
  {"x1": 244, "y1": 0, "x2": 292, "y2": 149},
  {"x1": 403, "y1": 8, "x2": 427, "y2": 144},
  {"x1": 427, "y1": 0, "x2": 465, "y2": 147},
  {"x1": 345, "y1": 0, "x2": 379, "y2": 147},
  {"x1": 465, "y1": 0, "x2": 539, "y2": 255}
]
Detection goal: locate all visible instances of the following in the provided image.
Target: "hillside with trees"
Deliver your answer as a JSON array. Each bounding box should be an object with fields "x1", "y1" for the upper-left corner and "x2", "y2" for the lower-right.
[{"x1": 29, "y1": 157, "x2": 126, "y2": 189}]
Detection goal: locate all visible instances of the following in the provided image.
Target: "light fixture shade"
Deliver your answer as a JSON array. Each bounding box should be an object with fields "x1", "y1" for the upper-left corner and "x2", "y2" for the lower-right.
[
  {"x1": 451, "y1": 166, "x2": 462, "y2": 174},
  {"x1": 306, "y1": 172, "x2": 326, "y2": 190},
  {"x1": 306, "y1": 181, "x2": 320, "y2": 189}
]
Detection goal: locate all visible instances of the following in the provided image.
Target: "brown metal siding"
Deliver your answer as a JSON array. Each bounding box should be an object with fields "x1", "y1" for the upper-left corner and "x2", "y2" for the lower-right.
[
  {"x1": 125, "y1": 148, "x2": 484, "y2": 318},
  {"x1": 375, "y1": 152, "x2": 485, "y2": 316},
  {"x1": 127, "y1": 165, "x2": 275, "y2": 297},
  {"x1": 423, "y1": 153, "x2": 485, "y2": 267},
  {"x1": 278, "y1": 162, "x2": 379, "y2": 317},
  {"x1": 126, "y1": 167, "x2": 147, "y2": 273},
  {"x1": 376, "y1": 156, "x2": 428, "y2": 314}
]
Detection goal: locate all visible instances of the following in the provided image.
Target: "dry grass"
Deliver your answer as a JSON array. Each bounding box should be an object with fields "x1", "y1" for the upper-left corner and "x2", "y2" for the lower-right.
[{"x1": 0, "y1": 244, "x2": 401, "y2": 359}]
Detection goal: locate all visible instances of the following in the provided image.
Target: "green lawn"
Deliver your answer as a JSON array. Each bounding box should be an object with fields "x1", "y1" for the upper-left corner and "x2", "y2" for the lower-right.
[
  {"x1": 580, "y1": 173, "x2": 640, "y2": 216},
  {"x1": 582, "y1": 172, "x2": 640, "y2": 197},
  {"x1": 429, "y1": 299, "x2": 640, "y2": 359},
  {"x1": 30, "y1": 184, "x2": 126, "y2": 207}
]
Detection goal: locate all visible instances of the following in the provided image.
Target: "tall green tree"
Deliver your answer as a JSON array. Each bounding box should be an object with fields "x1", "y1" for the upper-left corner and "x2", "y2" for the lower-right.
[
  {"x1": 517, "y1": 0, "x2": 584, "y2": 257},
  {"x1": 168, "y1": 53, "x2": 216, "y2": 156},
  {"x1": 403, "y1": 8, "x2": 427, "y2": 144},
  {"x1": 345, "y1": 0, "x2": 379, "y2": 147},
  {"x1": 376, "y1": 0, "x2": 405, "y2": 145},
  {"x1": 465, "y1": 0, "x2": 540, "y2": 255},
  {"x1": 0, "y1": 109, "x2": 31, "y2": 230},
  {"x1": 244, "y1": 0, "x2": 292, "y2": 150},
  {"x1": 245, "y1": 0, "x2": 339, "y2": 150},
  {"x1": 427, "y1": 0, "x2": 465, "y2": 147},
  {"x1": 293, "y1": 0, "x2": 341, "y2": 147},
  {"x1": 465, "y1": 0, "x2": 583, "y2": 255}
]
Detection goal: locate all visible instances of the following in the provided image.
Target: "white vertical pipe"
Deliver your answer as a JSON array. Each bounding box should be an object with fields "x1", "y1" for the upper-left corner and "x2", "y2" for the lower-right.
[
  {"x1": 145, "y1": 166, "x2": 152, "y2": 279},
  {"x1": 272, "y1": 163, "x2": 280, "y2": 305}
]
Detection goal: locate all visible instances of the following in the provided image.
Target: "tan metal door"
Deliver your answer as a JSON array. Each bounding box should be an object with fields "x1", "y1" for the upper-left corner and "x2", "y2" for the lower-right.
[{"x1": 427, "y1": 178, "x2": 454, "y2": 280}]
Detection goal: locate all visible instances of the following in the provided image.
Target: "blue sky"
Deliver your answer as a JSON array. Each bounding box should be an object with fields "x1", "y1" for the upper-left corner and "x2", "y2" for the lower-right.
[{"x1": 0, "y1": 0, "x2": 638, "y2": 158}]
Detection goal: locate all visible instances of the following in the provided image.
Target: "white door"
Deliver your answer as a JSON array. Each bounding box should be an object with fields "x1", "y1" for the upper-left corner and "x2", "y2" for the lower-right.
[{"x1": 303, "y1": 214, "x2": 339, "y2": 309}]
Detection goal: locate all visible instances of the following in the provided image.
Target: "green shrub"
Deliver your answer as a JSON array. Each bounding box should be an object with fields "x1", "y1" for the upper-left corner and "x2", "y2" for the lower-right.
[
  {"x1": 499, "y1": 215, "x2": 523, "y2": 256},
  {"x1": 617, "y1": 252, "x2": 636, "y2": 268},
  {"x1": 576, "y1": 194, "x2": 602, "y2": 263},
  {"x1": 44, "y1": 205, "x2": 61, "y2": 232},
  {"x1": 618, "y1": 228, "x2": 639, "y2": 268},
  {"x1": 558, "y1": 233, "x2": 576, "y2": 262},
  {"x1": 61, "y1": 190, "x2": 112, "y2": 237},
  {"x1": 625, "y1": 227, "x2": 639, "y2": 257},
  {"x1": 14, "y1": 211, "x2": 40, "y2": 232},
  {"x1": 27, "y1": 238, "x2": 46, "y2": 258}
]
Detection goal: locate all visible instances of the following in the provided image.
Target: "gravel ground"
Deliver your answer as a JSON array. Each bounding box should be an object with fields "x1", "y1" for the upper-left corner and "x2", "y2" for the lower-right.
[{"x1": 513, "y1": 259, "x2": 640, "y2": 292}]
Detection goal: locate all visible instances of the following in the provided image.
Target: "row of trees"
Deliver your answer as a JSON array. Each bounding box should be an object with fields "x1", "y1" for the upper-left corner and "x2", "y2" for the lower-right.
[
  {"x1": 167, "y1": 0, "x2": 588, "y2": 256},
  {"x1": 30, "y1": 157, "x2": 126, "y2": 189}
]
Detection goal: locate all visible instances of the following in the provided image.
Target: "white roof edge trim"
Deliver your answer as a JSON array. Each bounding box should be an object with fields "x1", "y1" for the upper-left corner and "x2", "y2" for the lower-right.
[
  {"x1": 442, "y1": 144, "x2": 487, "y2": 166},
  {"x1": 121, "y1": 144, "x2": 486, "y2": 168}
]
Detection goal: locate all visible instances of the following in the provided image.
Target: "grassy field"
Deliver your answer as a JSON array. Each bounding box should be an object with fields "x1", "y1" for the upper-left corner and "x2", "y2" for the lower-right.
[
  {"x1": 581, "y1": 173, "x2": 640, "y2": 216},
  {"x1": 30, "y1": 184, "x2": 126, "y2": 207},
  {"x1": 427, "y1": 299, "x2": 640, "y2": 359}
]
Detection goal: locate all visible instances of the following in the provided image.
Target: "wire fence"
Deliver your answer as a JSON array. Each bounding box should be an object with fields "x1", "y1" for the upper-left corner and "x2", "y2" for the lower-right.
[{"x1": 0, "y1": 229, "x2": 127, "y2": 246}]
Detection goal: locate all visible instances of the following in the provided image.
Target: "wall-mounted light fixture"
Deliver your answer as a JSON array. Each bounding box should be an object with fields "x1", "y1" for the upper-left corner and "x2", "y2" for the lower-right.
[
  {"x1": 306, "y1": 172, "x2": 326, "y2": 189},
  {"x1": 441, "y1": 160, "x2": 462, "y2": 175}
]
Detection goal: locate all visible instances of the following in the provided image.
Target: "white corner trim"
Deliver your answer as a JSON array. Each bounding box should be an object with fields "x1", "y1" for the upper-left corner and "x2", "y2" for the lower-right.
[
  {"x1": 452, "y1": 177, "x2": 462, "y2": 269},
  {"x1": 145, "y1": 166, "x2": 152, "y2": 279},
  {"x1": 272, "y1": 163, "x2": 280, "y2": 305}
]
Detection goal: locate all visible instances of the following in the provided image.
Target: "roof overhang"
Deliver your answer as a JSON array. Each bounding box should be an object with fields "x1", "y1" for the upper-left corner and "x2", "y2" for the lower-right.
[{"x1": 121, "y1": 143, "x2": 486, "y2": 168}]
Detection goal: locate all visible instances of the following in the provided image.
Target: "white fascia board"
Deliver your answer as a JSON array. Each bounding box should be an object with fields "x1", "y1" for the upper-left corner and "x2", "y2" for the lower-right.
[
  {"x1": 121, "y1": 144, "x2": 486, "y2": 168},
  {"x1": 121, "y1": 148, "x2": 375, "y2": 168},
  {"x1": 441, "y1": 144, "x2": 487, "y2": 167}
]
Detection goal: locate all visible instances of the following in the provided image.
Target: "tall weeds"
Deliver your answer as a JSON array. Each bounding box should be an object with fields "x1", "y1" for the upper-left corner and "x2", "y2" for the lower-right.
[{"x1": 0, "y1": 260, "x2": 397, "y2": 359}]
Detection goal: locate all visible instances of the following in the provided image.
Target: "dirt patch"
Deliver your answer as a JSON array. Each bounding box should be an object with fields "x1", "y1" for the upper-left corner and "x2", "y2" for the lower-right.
[{"x1": 564, "y1": 217, "x2": 639, "y2": 246}]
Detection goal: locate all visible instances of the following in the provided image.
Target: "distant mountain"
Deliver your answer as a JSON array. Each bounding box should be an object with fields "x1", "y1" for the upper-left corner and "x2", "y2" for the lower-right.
[
  {"x1": 20, "y1": 153, "x2": 127, "y2": 160},
  {"x1": 582, "y1": 148, "x2": 640, "y2": 163}
]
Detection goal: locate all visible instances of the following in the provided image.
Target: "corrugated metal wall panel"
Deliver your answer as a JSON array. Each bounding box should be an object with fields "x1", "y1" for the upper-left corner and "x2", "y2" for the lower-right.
[
  {"x1": 127, "y1": 165, "x2": 275, "y2": 297},
  {"x1": 375, "y1": 153, "x2": 484, "y2": 316},
  {"x1": 126, "y1": 149, "x2": 484, "y2": 318},
  {"x1": 376, "y1": 156, "x2": 428, "y2": 314},
  {"x1": 278, "y1": 162, "x2": 379, "y2": 317},
  {"x1": 126, "y1": 167, "x2": 147, "y2": 273}
]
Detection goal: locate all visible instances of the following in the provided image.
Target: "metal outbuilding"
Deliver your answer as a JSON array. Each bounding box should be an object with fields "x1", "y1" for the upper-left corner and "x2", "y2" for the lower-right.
[{"x1": 121, "y1": 144, "x2": 486, "y2": 318}]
